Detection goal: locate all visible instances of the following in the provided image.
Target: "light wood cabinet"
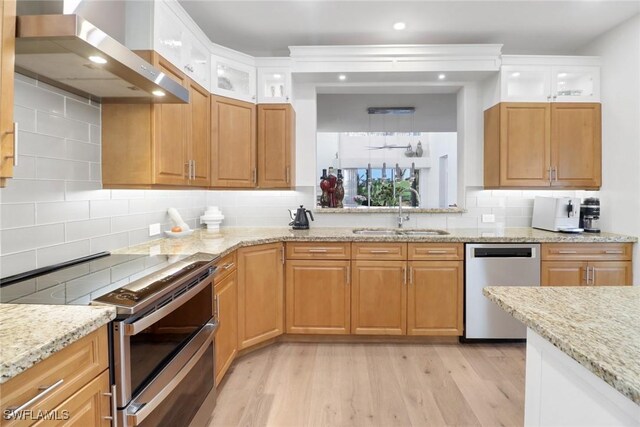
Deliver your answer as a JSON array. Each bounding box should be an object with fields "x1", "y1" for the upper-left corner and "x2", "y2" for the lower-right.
[
  {"x1": 237, "y1": 243, "x2": 284, "y2": 349},
  {"x1": 211, "y1": 95, "x2": 257, "y2": 188},
  {"x1": 541, "y1": 243, "x2": 632, "y2": 286},
  {"x1": 352, "y1": 242, "x2": 407, "y2": 260},
  {"x1": 102, "y1": 51, "x2": 210, "y2": 188},
  {"x1": 0, "y1": 327, "x2": 110, "y2": 427},
  {"x1": 285, "y1": 260, "x2": 351, "y2": 335},
  {"x1": 484, "y1": 102, "x2": 601, "y2": 189},
  {"x1": 214, "y1": 263, "x2": 238, "y2": 386},
  {"x1": 351, "y1": 260, "x2": 407, "y2": 335},
  {"x1": 33, "y1": 371, "x2": 111, "y2": 427},
  {"x1": 407, "y1": 261, "x2": 464, "y2": 336},
  {"x1": 286, "y1": 242, "x2": 351, "y2": 260},
  {"x1": 0, "y1": 0, "x2": 16, "y2": 188},
  {"x1": 257, "y1": 104, "x2": 295, "y2": 188}
]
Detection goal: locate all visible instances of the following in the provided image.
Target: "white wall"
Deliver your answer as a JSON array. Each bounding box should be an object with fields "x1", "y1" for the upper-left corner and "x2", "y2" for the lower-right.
[
  {"x1": 0, "y1": 75, "x2": 207, "y2": 278},
  {"x1": 316, "y1": 94, "x2": 456, "y2": 132},
  {"x1": 578, "y1": 14, "x2": 640, "y2": 284}
]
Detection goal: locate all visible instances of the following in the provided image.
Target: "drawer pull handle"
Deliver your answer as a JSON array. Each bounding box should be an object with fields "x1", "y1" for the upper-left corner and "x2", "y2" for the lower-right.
[
  {"x1": 223, "y1": 262, "x2": 235, "y2": 270},
  {"x1": 308, "y1": 249, "x2": 329, "y2": 253},
  {"x1": 558, "y1": 250, "x2": 577, "y2": 254},
  {"x1": 6, "y1": 379, "x2": 64, "y2": 419},
  {"x1": 102, "y1": 385, "x2": 117, "y2": 426},
  {"x1": 605, "y1": 250, "x2": 623, "y2": 254},
  {"x1": 427, "y1": 250, "x2": 448, "y2": 254},
  {"x1": 369, "y1": 250, "x2": 391, "y2": 254}
]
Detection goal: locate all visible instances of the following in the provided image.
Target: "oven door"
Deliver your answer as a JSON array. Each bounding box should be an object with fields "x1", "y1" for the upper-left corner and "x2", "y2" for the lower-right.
[
  {"x1": 113, "y1": 276, "x2": 217, "y2": 426},
  {"x1": 120, "y1": 319, "x2": 217, "y2": 426}
]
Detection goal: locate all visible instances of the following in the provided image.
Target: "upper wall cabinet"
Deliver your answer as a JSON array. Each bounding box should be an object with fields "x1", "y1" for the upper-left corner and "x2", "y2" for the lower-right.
[
  {"x1": 484, "y1": 56, "x2": 601, "y2": 108},
  {"x1": 257, "y1": 68, "x2": 292, "y2": 104},
  {"x1": 211, "y1": 55, "x2": 257, "y2": 103},
  {"x1": 0, "y1": 0, "x2": 16, "y2": 188}
]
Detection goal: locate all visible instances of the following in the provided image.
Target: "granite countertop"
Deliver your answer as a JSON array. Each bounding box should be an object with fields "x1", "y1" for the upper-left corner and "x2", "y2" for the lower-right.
[
  {"x1": 483, "y1": 286, "x2": 640, "y2": 405},
  {"x1": 0, "y1": 304, "x2": 116, "y2": 383},
  {"x1": 113, "y1": 227, "x2": 637, "y2": 257}
]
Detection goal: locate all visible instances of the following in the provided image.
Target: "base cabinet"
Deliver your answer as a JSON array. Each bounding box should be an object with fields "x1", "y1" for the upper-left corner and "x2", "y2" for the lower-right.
[
  {"x1": 237, "y1": 243, "x2": 284, "y2": 349},
  {"x1": 0, "y1": 0, "x2": 16, "y2": 187},
  {"x1": 351, "y1": 260, "x2": 407, "y2": 335},
  {"x1": 541, "y1": 243, "x2": 633, "y2": 286},
  {"x1": 407, "y1": 261, "x2": 463, "y2": 336},
  {"x1": 214, "y1": 267, "x2": 238, "y2": 386},
  {"x1": 285, "y1": 260, "x2": 350, "y2": 334}
]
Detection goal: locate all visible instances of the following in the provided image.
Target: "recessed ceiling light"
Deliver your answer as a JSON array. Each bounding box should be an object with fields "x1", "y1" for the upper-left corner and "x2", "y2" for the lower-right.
[
  {"x1": 152, "y1": 90, "x2": 166, "y2": 97},
  {"x1": 393, "y1": 22, "x2": 406, "y2": 31},
  {"x1": 217, "y1": 68, "x2": 225, "y2": 76},
  {"x1": 438, "y1": 74, "x2": 446, "y2": 80},
  {"x1": 88, "y1": 56, "x2": 107, "y2": 64},
  {"x1": 511, "y1": 72, "x2": 521, "y2": 77},
  {"x1": 338, "y1": 74, "x2": 347, "y2": 81},
  {"x1": 558, "y1": 72, "x2": 567, "y2": 78},
  {"x1": 273, "y1": 73, "x2": 282, "y2": 79},
  {"x1": 558, "y1": 81, "x2": 566, "y2": 85}
]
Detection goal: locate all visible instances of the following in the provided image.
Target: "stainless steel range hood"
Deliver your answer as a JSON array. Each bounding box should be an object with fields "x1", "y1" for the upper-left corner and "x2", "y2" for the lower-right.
[{"x1": 15, "y1": 14, "x2": 189, "y2": 104}]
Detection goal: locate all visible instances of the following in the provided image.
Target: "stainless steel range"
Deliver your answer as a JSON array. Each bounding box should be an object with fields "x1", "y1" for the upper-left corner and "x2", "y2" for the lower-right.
[{"x1": 0, "y1": 252, "x2": 220, "y2": 427}]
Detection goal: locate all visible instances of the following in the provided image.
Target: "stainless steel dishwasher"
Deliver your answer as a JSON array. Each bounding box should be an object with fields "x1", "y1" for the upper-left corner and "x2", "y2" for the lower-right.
[{"x1": 465, "y1": 243, "x2": 540, "y2": 339}]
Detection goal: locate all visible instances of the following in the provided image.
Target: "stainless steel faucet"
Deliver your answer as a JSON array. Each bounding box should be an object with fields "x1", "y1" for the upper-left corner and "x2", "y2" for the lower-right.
[{"x1": 397, "y1": 194, "x2": 410, "y2": 228}]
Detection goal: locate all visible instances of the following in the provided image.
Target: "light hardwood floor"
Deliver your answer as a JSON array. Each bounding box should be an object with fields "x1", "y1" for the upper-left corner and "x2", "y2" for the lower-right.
[{"x1": 208, "y1": 342, "x2": 526, "y2": 427}]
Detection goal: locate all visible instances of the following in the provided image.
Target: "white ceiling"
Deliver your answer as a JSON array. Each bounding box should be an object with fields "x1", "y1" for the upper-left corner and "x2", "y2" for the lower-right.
[{"x1": 179, "y1": 0, "x2": 640, "y2": 57}]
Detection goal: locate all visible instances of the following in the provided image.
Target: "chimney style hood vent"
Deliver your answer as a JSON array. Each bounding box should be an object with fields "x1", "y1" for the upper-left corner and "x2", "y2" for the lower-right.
[{"x1": 15, "y1": 14, "x2": 189, "y2": 104}]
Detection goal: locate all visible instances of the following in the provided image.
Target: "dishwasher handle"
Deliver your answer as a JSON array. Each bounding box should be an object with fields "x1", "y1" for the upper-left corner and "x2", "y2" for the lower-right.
[{"x1": 472, "y1": 247, "x2": 536, "y2": 258}]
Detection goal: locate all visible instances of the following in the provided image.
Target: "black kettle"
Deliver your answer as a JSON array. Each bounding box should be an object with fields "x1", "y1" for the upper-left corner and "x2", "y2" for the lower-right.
[{"x1": 288, "y1": 205, "x2": 314, "y2": 229}]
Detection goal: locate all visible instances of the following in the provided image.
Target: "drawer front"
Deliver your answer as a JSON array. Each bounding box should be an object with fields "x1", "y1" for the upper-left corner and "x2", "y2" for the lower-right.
[
  {"x1": 286, "y1": 242, "x2": 351, "y2": 260},
  {"x1": 351, "y1": 243, "x2": 407, "y2": 260},
  {"x1": 0, "y1": 327, "x2": 109, "y2": 427},
  {"x1": 214, "y1": 251, "x2": 237, "y2": 284},
  {"x1": 408, "y1": 243, "x2": 463, "y2": 261},
  {"x1": 541, "y1": 243, "x2": 632, "y2": 261}
]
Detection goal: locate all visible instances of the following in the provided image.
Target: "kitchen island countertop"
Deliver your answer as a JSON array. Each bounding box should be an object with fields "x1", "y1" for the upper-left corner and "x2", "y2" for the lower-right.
[
  {"x1": 0, "y1": 304, "x2": 116, "y2": 383},
  {"x1": 483, "y1": 286, "x2": 640, "y2": 405},
  {"x1": 113, "y1": 227, "x2": 637, "y2": 257}
]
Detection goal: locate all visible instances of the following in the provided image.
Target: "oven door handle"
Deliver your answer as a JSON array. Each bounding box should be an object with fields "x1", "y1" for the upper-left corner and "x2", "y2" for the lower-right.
[
  {"x1": 123, "y1": 318, "x2": 218, "y2": 426},
  {"x1": 124, "y1": 276, "x2": 213, "y2": 336}
]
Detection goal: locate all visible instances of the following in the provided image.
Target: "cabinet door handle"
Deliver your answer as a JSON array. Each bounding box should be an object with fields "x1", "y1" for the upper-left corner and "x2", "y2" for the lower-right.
[
  {"x1": 409, "y1": 266, "x2": 413, "y2": 285},
  {"x1": 185, "y1": 162, "x2": 191, "y2": 179},
  {"x1": 548, "y1": 167, "x2": 552, "y2": 185},
  {"x1": 605, "y1": 250, "x2": 623, "y2": 254},
  {"x1": 4, "y1": 122, "x2": 19, "y2": 166},
  {"x1": 216, "y1": 295, "x2": 221, "y2": 320},
  {"x1": 586, "y1": 266, "x2": 593, "y2": 285},
  {"x1": 427, "y1": 250, "x2": 448, "y2": 254},
  {"x1": 558, "y1": 250, "x2": 577, "y2": 254},
  {"x1": 403, "y1": 266, "x2": 407, "y2": 286},
  {"x1": 222, "y1": 262, "x2": 235, "y2": 270},
  {"x1": 102, "y1": 384, "x2": 117, "y2": 426},
  {"x1": 6, "y1": 379, "x2": 64, "y2": 419},
  {"x1": 308, "y1": 249, "x2": 328, "y2": 253},
  {"x1": 286, "y1": 166, "x2": 290, "y2": 183},
  {"x1": 252, "y1": 168, "x2": 257, "y2": 184},
  {"x1": 281, "y1": 245, "x2": 285, "y2": 265},
  {"x1": 346, "y1": 265, "x2": 350, "y2": 285},
  {"x1": 552, "y1": 167, "x2": 557, "y2": 182},
  {"x1": 369, "y1": 250, "x2": 390, "y2": 254},
  {"x1": 192, "y1": 160, "x2": 196, "y2": 179}
]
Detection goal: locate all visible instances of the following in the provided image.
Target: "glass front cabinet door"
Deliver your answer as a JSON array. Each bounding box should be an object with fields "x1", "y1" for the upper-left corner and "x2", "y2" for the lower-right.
[
  {"x1": 211, "y1": 56, "x2": 257, "y2": 103},
  {"x1": 257, "y1": 68, "x2": 292, "y2": 104},
  {"x1": 500, "y1": 66, "x2": 552, "y2": 102},
  {"x1": 551, "y1": 66, "x2": 600, "y2": 102}
]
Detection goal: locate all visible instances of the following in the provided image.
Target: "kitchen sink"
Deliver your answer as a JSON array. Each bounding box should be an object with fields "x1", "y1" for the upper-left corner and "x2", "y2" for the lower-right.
[
  {"x1": 352, "y1": 229, "x2": 399, "y2": 236},
  {"x1": 352, "y1": 228, "x2": 449, "y2": 236}
]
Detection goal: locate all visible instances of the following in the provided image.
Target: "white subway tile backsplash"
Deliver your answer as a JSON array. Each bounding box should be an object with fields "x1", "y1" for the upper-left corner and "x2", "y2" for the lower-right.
[
  {"x1": 37, "y1": 201, "x2": 89, "y2": 224},
  {"x1": 36, "y1": 111, "x2": 90, "y2": 141},
  {"x1": 0, "y1": 204, "x2": 36, "y2": 229},
  {"x1": 0, "y1": 224, "x2": 65, "y2": 254},
  {"x1": 65, "y1": 98, "x2": 100, "y2": 125},
  {"x1": 0, "y1": 251, "x2": 37, "y2": 278},
  {"x1": 12, "y1": 155, "x2": 36, "y2": 179},
  {"x1": 0, "y1": 180, "x2": 65, "y2": 203},
  {"x1": 90, "y1": 232, "x2": 129, "y2": 253},
  {"x1": 111, "y1": 213, "x2": 148, "y2": 233},
  {"x1": 19, "y1": 131, "x2": 66, "y2": 158},
  {"x1": 14, "y1": 80, "x2": 65, "y2": 115},
  {"x1": 90, "y1": 163, "x2": 101, "y2": 181},
  {"x1": 66, "y1": 139, "x2": 101, "y2": 163},
  {"x1": 36, "y1": 158, "x2": 91, "y2": 181},
  {"x1": 14, "y1": 106, "x2": 36, "y2": 133},
  {"x1": 90, "y1": 125, "x2": 100, "y2": 144},
  {"x1": 66, "y1": 218, "x2": 111, "y2": 241},
  {"x1": 37, "y1": 240, "x2": 91, "y2": 267},
  {"x1": 64, "y1": 182, "x2": 110, "y2": 201},
  {"x1": 90, "y1": 200, "x2": 129, "y2": 218}
]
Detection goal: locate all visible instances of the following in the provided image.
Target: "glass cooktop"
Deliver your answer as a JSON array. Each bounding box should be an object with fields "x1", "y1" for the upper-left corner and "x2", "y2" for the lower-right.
[{"x1": 0, "y1": 253, "x2": 189, "y2": 305}]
